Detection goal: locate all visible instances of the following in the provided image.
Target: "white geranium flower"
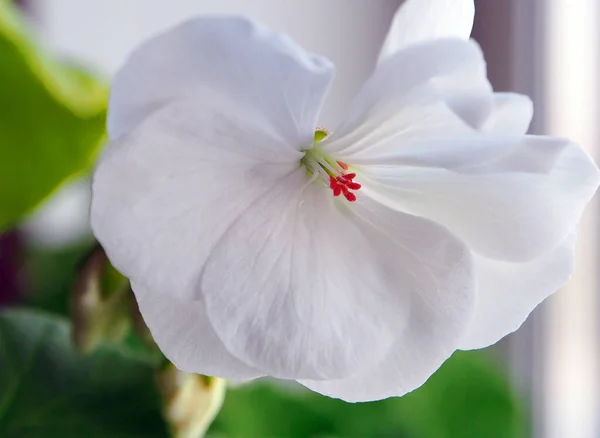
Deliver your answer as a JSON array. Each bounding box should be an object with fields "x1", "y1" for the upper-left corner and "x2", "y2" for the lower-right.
[{"x1": 91, "y1": 0, "x2": 599, "y2": 402}]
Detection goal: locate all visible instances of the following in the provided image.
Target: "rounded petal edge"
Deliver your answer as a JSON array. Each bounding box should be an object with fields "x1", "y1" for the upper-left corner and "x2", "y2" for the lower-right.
[
  {"x1": 358, "y1": 136, "x2": 600, "y2": 263},
  {"x1": 108, "y1": 15, "x2": 334, "y2": 147},
  {"x1": 132, "y1": 282, "x2": 264, "y2": 381},
  {"x1": 459, "y1": 234, "x2": 576, "y2": 350},
  {"x1": 327, "y1": 38, "x2": 492, "y2": 158},
  {"x1": 92, "y1": 101, "x2": 300, "y2": 304},
  {"x1": 483, "y1": 93, "x2": 534, "y2": 135},
  {"x1": 379, "y1": 0, "x2": 475, "y2": 61},
  {"x1": 297, "y1": 197, "x2": 477, "y2": 402}
]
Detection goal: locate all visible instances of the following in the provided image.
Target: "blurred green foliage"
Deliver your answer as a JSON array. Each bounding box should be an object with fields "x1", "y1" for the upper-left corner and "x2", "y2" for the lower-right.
[
  {"x1": 212, "y1": 352, "x2": 524, "y2": 438},
  {"x1": 24, "y1": 242, "x2": 93, "y2": 315},
  {"x1": 0, "y1": 309, "x2": 169, "y2": 438},
  {"x1": 0, "y1": 1, "x2": 107, "y2": 231},
  {"x1": 0, "y1": 2, "x2": 529, "y2": 437},
  {"x1": 0, "y1": 309, "x2": 525, "y2": 438},
  {"x1": 15, "y1": 237, "x2": 529, "y2": 438}
]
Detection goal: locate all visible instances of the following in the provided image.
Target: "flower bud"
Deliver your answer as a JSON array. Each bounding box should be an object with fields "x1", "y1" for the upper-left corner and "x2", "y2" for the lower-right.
[
  {"x1": 70, "y1": 244, "x2": 130, "y2": 353},
  {"x1": 156, "y1": 364, "x2": 226, "y2": 438}
]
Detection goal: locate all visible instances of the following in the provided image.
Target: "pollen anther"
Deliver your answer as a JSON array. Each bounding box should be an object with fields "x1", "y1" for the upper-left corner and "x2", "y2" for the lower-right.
[
  {"x1": 337, "y1": 161, "x2": 349, "y2": 171},
  {"x1": 328, "y1": 169, "x2": 360, "y2": 202}
]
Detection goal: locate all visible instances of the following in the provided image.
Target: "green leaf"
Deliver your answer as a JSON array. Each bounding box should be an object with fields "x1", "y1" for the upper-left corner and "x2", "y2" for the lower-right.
[
  {"x1": 0, "y1": 309, "x2": 169, "y2": 438},
  {"x1": 211, "y1": 351, "x2": 526, "y2": 438},
  {"x1": 0, "y1": 1, "x2": 107, "y2": 230}
]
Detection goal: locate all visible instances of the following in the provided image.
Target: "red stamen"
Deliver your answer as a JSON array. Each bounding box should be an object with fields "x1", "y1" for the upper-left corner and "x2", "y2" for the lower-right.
[
  {"x1": 329, "y1": 176, "x2": 337, "y2": 190},
  {"x1": 344, "y1": 192, "x2": 357, "y2": 202},
  {"x1": 326, "y1": 166, "x2": 360, "y2": 202},
  {"x1": 337, "y1": 161, "x2": 349, "y2": 170}
]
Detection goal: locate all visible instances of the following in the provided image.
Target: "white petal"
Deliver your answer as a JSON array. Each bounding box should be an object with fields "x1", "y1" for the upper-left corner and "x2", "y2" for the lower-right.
[
  {"x1": 329, "y1": 101, "x2": 512, "y2": 170},
  {"x1": 92, "y1": 101, "x2": 302, "y2": 302},
  {"x1": 200, "y1": 189, "x2": 475, "y2": 381},
  {"x1": 459, "y1": 234, "x2": 576, "y2": 350},
  {"x1": 108, "y1": 16, "x2": 334, "y2": 145},
  {"x1": 326, "y1": 38, "x2": 493, "y2": 159},
  {"x1": 359, "y1": 136, "x2": 600, "y2": 262},
  {"x1": 379, "y1": 0, "x2": 475, "y2": 60},
  {"x1": 132, "y1": 281, "x2": 263, "y2": 380},
  {"x1": 300, "y1": 196, "x2": 477, "y2": 401},
  {"x1": 94, "y1": 100, "x2": 474, "y2": 384},
  {"x1": 303, "y1": 233, "x2": 574, "y2": 400},
  {"x1": 483, "y1": 93, "x2": 534, "y2": 135},
  {"x1": 299, "y1": 334, "x2": 451, "y2": 403}
]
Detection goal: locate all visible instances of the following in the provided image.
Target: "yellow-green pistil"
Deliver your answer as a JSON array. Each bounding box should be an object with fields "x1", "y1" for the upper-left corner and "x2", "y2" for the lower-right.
[{"x1": 300, "y1": 129, "x2": 361, "y2": 202}]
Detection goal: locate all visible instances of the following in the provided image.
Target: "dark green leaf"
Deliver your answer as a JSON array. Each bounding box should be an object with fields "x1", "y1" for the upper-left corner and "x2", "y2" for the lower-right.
[
  {"x1": 0, "y1": 2, "x2": 107, "y2": 230},
  {"x1": 0, "y1": 309, "x2": 169, "y2": 438},
  {"x1": 23, "y1": 241, "x2": 94, "y2": 316},
  {"x1": 211, "y1": 351, "x2": 526, "y2": 438}
]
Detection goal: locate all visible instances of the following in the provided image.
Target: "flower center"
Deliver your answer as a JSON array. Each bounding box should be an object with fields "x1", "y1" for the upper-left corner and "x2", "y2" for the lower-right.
[{"x1": 301, "y1": 129, "x2": 361, "y2": 202}]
